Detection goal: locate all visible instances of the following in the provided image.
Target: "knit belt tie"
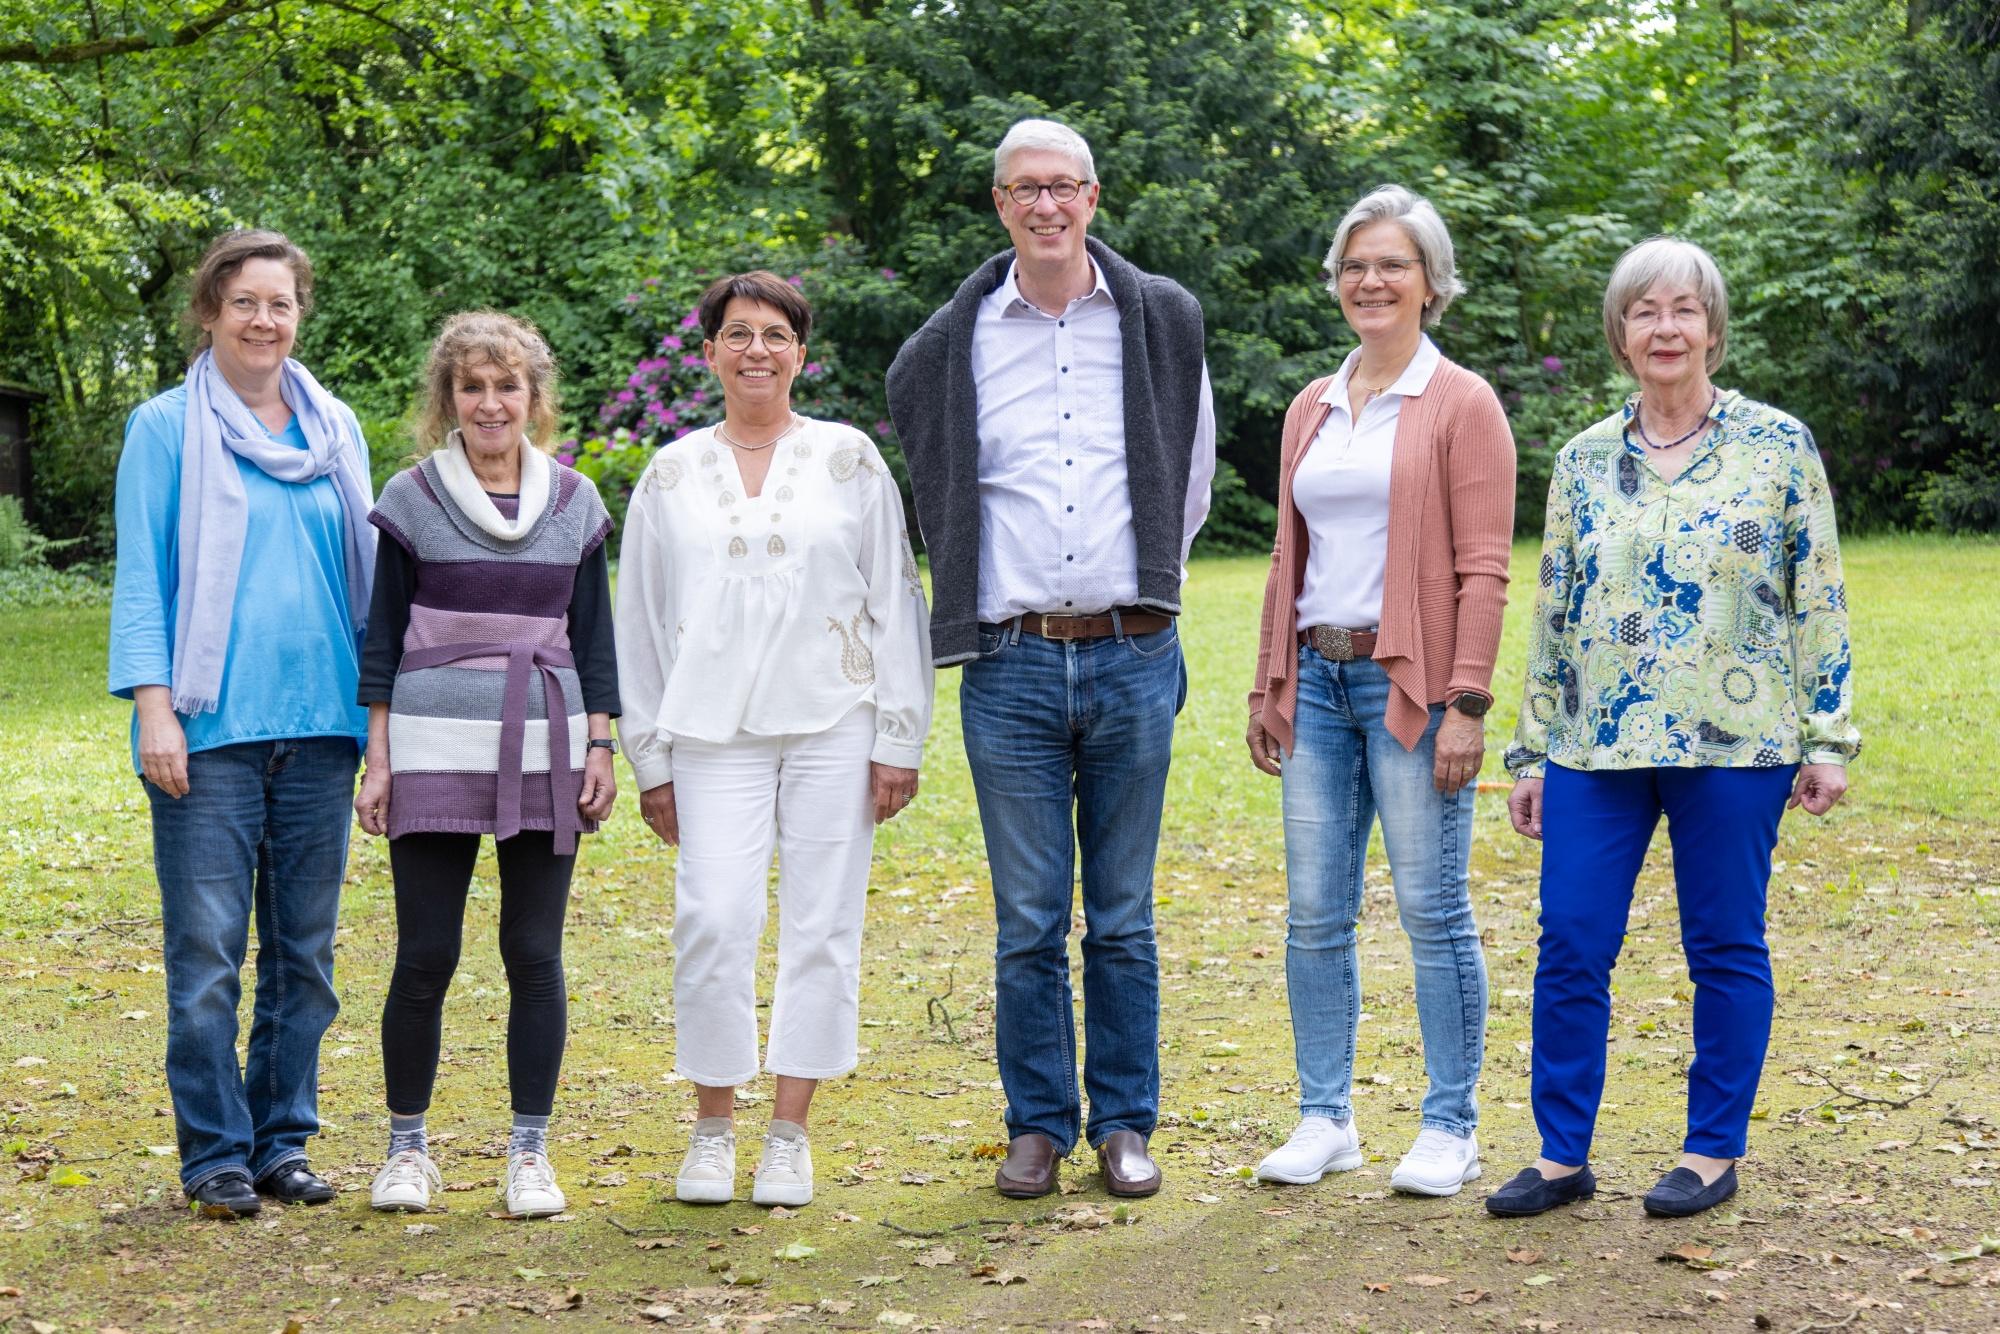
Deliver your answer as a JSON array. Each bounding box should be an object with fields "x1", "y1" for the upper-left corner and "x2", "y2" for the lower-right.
[{"x1": 398, "y1": 642, "x2": 583, "y2": 854}]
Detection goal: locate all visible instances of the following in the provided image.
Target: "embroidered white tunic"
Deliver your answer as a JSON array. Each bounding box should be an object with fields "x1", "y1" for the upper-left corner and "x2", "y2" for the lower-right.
[{"x1": 615, "y1": 418, "x2": 933, "y2": 789}]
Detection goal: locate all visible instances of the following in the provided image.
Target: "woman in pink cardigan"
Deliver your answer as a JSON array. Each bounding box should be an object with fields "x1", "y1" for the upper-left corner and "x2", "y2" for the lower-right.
[{"x1": 1245, "y1": 184, "x2": 1516, "y2": 1197}]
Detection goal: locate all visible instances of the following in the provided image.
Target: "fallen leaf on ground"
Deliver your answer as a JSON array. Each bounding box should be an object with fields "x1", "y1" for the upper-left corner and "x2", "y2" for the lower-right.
[
  {"x1": 817, "y1": 1299, "x2": 856, "y2": 1314},
  {"x1": 639, "y1": 1305, "x2": 678, "y2": 1322},
  {"x1": 404, "y1": 1222, "x2": 438, "y2": 1236},
  {"x1": 1454, "y1": 1288, "x2": 1491, "y2": 1304},
  {"x1": 898, "y1": 1171, "x2": 934, "y2": 1185},
  {"x1": 1506, "y1": 1247, "x2": 1544, "y2": 1264},
  {"x1": 978, "y1": 1270, "x2": 1026, "y2": 1285},
  {"x1": 877, "y1": 1313, "x2": 917, "y2": 1327},
  {"x1": 774, "y1": 1242, "x2": 816, "y2": 1261},
  {"x1": 1362, "y1": 1281, "x2": 1391, "y2": 1293},
  {"x1": 857, "y1": 1275, "x2": 902, "y2": 1287},
  {"x1": 1402, "y1": 1274, "x2": 1449, "y2": 1286},
  {"x1": 914, "y1": 1247, "x2": 955, "y2": 1267},
  {"x1": 1523, "y1": 1273, "x2": 1557, "y2": 1286},
  {"x1": 634, "y1": 1237, "x2": 679, "y2": 1250}
]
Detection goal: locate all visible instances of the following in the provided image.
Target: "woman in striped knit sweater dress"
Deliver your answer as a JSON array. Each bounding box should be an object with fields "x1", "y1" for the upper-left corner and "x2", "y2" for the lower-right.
[{"x1": 353, "y1": 311, "x2": 620, "y2": 1218}]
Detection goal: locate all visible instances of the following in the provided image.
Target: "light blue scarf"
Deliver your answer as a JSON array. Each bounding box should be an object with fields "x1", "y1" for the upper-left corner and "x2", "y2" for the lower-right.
[{"x1": 172, "y1": 350, "x2": 375, "y2": 716}]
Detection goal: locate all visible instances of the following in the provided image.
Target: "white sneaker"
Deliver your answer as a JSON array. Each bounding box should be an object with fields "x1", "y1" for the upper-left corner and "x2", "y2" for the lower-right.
[
  {"x1": 750, "y1": 1132, "x2": 813, "y2": 1207},
  {"x1": 1389, "y1": 1128, "x2": 1481, "y2": 1196},
  {"x1": 676, "y1": 1125, "x2": 737, "y2": 1204},
  {"x1": 1255, "y1": 1115, "x2": 1364, "y2": 1184},
  {"x1": 502, "y1": 1150, "x2": 567, "y2": 1217},
  {"x1": 371, "y1": 1149, "x2": 441, "y2": 1213}
]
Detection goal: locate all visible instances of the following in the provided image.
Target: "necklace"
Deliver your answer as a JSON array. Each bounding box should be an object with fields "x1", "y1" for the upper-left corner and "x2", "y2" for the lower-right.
[
  {"x1": 1634, "y1": 388, "x2": 1717, "y2": 451},
  {"x1": 716, "y1": 414, "x2": 802, "y2": 453}
]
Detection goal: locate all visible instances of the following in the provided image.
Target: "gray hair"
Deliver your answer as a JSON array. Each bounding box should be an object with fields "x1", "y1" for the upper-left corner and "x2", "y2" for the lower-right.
[
  {"x1": 1322, "y1": 184, "x2": 1465, "y2": 327},
  {"x1": 1602, "y1": 236, "x2": 1729, "y2": 375},
  {"x1": 993, "y1": 118, "x2": 1097, "y2": 186}
]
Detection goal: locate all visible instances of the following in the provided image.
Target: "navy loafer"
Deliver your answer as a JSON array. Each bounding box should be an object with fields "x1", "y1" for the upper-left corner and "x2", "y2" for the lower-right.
[
  {"x1": 1484, "y1": 1164, "x2": 1597, "y2": 1217},
  {"x1": 1643, "y1": 1165, "x2": 1737, "y2": 1218}
]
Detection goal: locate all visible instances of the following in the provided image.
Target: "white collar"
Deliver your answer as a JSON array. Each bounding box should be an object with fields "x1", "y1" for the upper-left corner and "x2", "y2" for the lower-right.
[
  {"x1": 1321, "y1": 334, "x2": 1443, "y2": 407},
  {"x1": 434, "y1": 430, "x2": 551, "y2": 541},
  {"x1": 990, "y1": 257, "x2": 1116, "y2": 319}
]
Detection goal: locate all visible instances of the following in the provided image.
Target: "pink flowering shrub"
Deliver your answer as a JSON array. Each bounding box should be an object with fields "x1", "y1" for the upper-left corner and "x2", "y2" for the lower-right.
[{"x1": 567, "y1": 238, "x2": 921, "y2": 544}]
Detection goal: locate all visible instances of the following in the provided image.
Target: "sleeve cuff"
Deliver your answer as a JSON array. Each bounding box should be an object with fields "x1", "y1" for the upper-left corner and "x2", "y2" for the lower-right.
[
  {"x1": 1802, "y1": 749, "x2": 1851, "y2": 767},
  {"x1": 626, "y1": 746, "x2": 673, "y2": 790},
  {"x1": 870, "y1": 734, "x2": 924, "y2": 770}
]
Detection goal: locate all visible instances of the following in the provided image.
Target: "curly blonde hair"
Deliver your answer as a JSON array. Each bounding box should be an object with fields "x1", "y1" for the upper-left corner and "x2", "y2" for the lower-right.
[{"x1": 415, "y1": 310, "x2": 561, "y2": 451}]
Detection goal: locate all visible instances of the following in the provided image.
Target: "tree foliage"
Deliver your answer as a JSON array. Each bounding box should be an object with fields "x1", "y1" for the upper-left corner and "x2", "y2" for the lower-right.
[{"x1": 1, "y1": 0, "x2": 1993, "y2": 553}]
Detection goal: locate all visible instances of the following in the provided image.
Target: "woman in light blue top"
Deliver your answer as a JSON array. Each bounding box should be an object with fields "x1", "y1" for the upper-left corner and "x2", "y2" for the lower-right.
[{"x1": 108, "y1": 229, "x2": 374, "y2": 1218}]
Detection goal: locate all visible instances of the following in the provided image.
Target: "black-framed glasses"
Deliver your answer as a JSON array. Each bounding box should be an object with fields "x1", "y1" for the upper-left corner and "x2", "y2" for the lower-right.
[
  {"x1": 1335, "y1": 257, "x2": 1420, "y2": 284},
  {"x1": 718, "y1": 323, "x2": 797, "y2": 353},
  {"x1": 1003, "y1": 178, "x2": 1085, "y2": 207}
]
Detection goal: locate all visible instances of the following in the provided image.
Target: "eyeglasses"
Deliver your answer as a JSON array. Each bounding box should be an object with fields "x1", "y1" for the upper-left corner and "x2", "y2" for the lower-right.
[
  {"x1": 1625, "y1": 304, "x2": 1707, "y2": 332},
  {"x1": 1002, "y1": 178, "x2": 1086, "y2": 207},
  {"x1": 1335, "y1": 258, "x2": 1420, "y2": 285},
  {"x1": 718, "y1": 323, "x2": 797, "y2": 353},
  {"x1": 222, "y1": 295, "x2": 300, "y2": 323}
]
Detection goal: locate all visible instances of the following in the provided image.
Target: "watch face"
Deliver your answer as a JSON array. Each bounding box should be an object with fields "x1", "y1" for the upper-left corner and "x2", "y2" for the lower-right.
[{"x1": 1453, "y1": 694, "x2": 1490, "y2": 717}]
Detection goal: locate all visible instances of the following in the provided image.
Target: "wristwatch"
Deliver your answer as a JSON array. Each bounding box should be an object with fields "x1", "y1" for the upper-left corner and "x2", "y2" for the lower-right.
[
  {"x1": 1448, "y1": 693, "x2": 1491, "y2": 718},
  {"x1": 587, "y1": 737, "x2": 619, "y2": 754}
]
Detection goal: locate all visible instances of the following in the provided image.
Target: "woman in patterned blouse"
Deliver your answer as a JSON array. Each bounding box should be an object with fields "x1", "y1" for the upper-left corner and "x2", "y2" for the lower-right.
[
  {"x1": 615, "y1": 271, "x2": 934, "y2": 1210},
  {"x1": 1487, "y1": 237, "x2": 1859, "y2": 1221}
]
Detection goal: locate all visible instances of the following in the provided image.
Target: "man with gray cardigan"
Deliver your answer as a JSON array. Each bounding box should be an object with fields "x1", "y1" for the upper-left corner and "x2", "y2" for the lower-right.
[{"x1": 885, "y1": 118, "x2": 1215, "y2": 1200}]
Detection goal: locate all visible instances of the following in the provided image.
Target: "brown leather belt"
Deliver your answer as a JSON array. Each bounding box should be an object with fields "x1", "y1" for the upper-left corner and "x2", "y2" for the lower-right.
[
  {"x1": 1009, "y1": 609, "x2": 1175, "y2": 641},
  {"x1": 1299, "y1": 625, "x2": 1378, "y2": 661}
]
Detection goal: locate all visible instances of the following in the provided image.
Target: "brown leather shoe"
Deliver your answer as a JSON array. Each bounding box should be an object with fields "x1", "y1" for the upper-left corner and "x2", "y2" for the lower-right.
[
  {"x1": 995, "y1": 1133, "x2": 1060, "y2": 1198},
  {"x1": 1096, "y1": 1129, "x2": 1161, "y2": 1197}
]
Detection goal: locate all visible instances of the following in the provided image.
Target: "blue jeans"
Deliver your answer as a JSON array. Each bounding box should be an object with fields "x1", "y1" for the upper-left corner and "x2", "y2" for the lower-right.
[
  {"x1": 145, "y1": 738, "x2": 357, "y2": 1192},
  {"x1": 1532, "y1": 762, "x2": 1794, "y2": 1164},
  {"x1": 961, "y1": 619, "x2": 1185, "y2": 1153},
  {"x1": 1279, "y1": 649, "x2": 1486, "y2": 1136}
]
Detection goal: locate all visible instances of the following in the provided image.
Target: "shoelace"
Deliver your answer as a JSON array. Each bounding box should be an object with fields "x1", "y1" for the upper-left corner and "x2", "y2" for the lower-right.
[
  {"x1": 687, "y1": 1134, "x2": 732, "y2": 1175},
  {"x1": 1286, "y1": 1122, "x2": 1339, "y2": 1149},
  {"x1": 1405, "y1": 1133, "x2": 1460, "y2": 1165},
  {"x1": 385, "y1": 1151, "x2": 437, "y2": 1187},
  {"x1": 762, "y1": 1137, "x2": 800, "y2": 1177},
  {"x1": 512, "y1": 1153, "x2": 555, "y2": 1191}
]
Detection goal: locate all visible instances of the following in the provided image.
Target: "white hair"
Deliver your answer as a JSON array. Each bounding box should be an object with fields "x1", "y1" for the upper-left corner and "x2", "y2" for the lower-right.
[
  {"x1": 1602, "y1": 236, "x2": 1730, "y2": 375},
  {"x1": 1321, "y1": 184, "x2": 1465, "y2": 328},
  {"x1": 993, "y1": 118, "x2": 1097, "y2": 186}
]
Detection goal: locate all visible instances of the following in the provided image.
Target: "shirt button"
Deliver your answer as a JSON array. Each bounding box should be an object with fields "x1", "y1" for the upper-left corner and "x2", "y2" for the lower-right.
[
  {"x1": 1066, "y1": 505, "x2": 1074, "y2": 512},
  {"x1": 1066, "y1": 458, "x2": 1073, "y2": 466},
  {"x1": 1063, "y1": 412, "x2": 1071, "y2": 420},
  {"x1": 1058, "y1": 320, "x2": 1066, "y2": 328},
  {"x1": 1065, "y1": 600, "x2": 1073, "y2": 607},
  {"x1": 1061, "y1": 365, "x2": 1069, "y2": 373},
  {"x1": 1066, "y1": 554, "x2": 1074, "y2": 562}
]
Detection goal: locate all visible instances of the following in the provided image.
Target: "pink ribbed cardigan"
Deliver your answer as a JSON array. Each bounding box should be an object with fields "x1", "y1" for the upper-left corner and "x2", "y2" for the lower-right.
[{"x1": 1248, "y1": 357, "x2": 1517, "y2": 753}]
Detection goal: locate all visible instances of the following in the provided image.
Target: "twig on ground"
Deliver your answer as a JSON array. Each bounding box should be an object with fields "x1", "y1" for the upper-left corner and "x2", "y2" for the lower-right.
[
  {"x1": 1783, "y1": 1066, "x2": 1942, "y2": 1117},
  {"x1": 1786, "y1": 1307, "x2": 1861, "y2": 1334},
  {"x1": 926, "y1": 964, "x2": 957, "y2": 1043},
  {"x1": 49, "y1": 916, "x2": 155, "y2": 939},
  {"x1": 606, "y1": 1215, "x2": 689, "y2": 1237},
  {"x1": 879, "y1": 1213, "x2": 1054, "y2": 1238}
]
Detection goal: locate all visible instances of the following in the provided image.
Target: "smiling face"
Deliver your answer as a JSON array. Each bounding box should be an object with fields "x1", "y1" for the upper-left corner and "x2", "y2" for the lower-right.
[
  {"x1": 1334, "y1": 220, "x2": 1434, "y2": 348},
  {"x1": 451, "y1": 355, "x2": 532, "y2": 460},
  {"x1": 993, "y1": 147, "x2": 1099, "y2": 271},
  {"x1": 1620, "y1": 279, "x2": 1716, "y2": 394},
  {"x1": 200, "y1": 257, "x2": 299, "y2": 387},
  {"x1": 704, "y1": 296, "x2": 804, "y2": 416}
]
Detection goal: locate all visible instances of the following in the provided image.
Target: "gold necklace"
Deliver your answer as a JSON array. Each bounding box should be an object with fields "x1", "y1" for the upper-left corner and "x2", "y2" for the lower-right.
[{"x1": 716, "y1": 414, "x2": 802, "y2": 453}]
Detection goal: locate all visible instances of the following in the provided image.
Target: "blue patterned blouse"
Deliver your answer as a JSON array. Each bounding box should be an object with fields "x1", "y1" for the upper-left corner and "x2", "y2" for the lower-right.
[{"x1": 1505, "y1": 390, "x2": 1859, "y2": 779}]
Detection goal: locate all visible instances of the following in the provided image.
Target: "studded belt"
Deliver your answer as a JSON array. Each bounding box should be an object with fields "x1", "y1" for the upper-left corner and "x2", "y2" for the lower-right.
[{"x1": 1299, "y1": 625, "x2": 1379, "y2": 661}]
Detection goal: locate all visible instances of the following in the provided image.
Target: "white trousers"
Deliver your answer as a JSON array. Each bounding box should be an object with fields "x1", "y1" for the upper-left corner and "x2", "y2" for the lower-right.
[{"x1": 670, "y1": 704, "x2": 876, "y2": 1085}]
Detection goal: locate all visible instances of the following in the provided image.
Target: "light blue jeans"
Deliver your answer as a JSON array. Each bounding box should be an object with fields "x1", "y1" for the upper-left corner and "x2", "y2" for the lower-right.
[{"x1": 1280, "y1": 648, "x2": 1486, "y2": 1136}]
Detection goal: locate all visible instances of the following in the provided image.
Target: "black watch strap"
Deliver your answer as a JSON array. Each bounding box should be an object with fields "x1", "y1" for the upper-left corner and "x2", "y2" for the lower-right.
[
  {"x1": 1449, "y1": 692, "x2": 1491, "y2": 718},
  {"x1": 588, "y1": 737, "x2": 619, "y2": 753}
]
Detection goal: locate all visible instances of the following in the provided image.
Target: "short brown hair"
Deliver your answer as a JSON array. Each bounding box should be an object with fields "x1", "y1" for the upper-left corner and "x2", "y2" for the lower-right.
[
  {"x1": 414, "y1": 310, "x2": 561, "y2": 452},
  {"x1": 695, "y1": 270, "x2": 813, "y2": 344},
  {"x1": 184, "y1": 229, "x2": 315, "y2": 354}
]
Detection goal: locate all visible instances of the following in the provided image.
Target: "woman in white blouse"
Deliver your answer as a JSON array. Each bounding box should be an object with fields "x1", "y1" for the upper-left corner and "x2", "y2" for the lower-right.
[{"x1": 616, "y1": 271, "x2": 933, "y2": 1209}]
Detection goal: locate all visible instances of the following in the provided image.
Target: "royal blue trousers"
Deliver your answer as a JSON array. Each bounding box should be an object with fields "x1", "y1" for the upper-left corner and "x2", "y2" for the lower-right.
[{"x1": 1531, "y1": 762, "x2": 1796, "y2": 1165}]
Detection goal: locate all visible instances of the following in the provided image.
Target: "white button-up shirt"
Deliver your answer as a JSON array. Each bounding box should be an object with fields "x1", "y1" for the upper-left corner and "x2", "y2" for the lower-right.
[
  {"x1": 968, "y1": 260, "x2": 1216, "y2": 621},
  {"x1": 1292, "y1": 334, "x2": 1442, "y2": 631}
]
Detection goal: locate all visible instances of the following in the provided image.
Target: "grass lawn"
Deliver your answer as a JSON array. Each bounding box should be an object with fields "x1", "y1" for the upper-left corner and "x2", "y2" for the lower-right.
[{"x1": 1, "y1": 536, "x2": 1998, "y2": 1330}]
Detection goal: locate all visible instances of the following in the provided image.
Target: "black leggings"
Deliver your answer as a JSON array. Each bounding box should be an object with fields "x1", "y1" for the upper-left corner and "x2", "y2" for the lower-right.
[{"x1": 382, "y1": 831, "x2": 574, "y2": 1117}]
